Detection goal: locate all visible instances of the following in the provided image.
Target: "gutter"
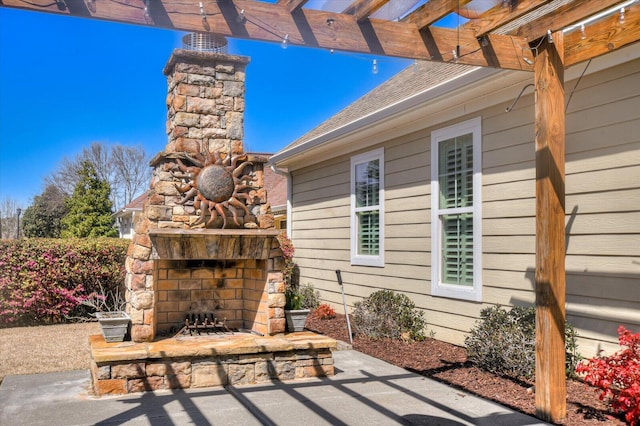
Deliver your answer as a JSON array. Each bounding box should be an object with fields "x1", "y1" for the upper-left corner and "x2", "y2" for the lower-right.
[
  {"x1": 269, "y1": 164, "x2": 292, "y2": 238},
  {"x1": 269, "y1": 66, "x2": 501, "y2": 166}
]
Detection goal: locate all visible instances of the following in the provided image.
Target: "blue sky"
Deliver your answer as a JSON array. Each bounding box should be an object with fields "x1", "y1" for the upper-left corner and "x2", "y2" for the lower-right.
[{"x1": 0, "y1": 7, "x2": 411, "y2": 208}]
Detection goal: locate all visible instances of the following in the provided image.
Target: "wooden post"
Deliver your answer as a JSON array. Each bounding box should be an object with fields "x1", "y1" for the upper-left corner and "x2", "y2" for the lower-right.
[{"x1": 534, "y1": 30, "x2": 566, "y2": 422}]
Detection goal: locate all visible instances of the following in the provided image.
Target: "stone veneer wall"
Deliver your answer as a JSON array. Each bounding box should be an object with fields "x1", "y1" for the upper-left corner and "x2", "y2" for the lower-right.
[
  {"x1": 124, "y1": 49, "x2": 281, "y2": 342},
  {"x1": 164, "y1": 49, "x2": 248, "y2": 157}
]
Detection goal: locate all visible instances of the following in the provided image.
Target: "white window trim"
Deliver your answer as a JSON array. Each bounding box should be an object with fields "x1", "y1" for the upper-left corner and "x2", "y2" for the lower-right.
[
  {"x1": 350, "y1": 147, "x2": 385, "y2": 267},
  {"x1": 431, "y1": 117, "x2": 482, "y2": 301}
]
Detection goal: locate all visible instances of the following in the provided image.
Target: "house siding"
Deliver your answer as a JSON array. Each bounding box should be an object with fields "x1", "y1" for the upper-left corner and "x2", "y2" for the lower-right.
[{"x1": 290, "y1": 58, "x2": 640, "y2": 357}]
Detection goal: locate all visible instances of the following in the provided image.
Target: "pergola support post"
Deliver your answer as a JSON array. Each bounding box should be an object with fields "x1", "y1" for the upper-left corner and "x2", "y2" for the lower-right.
[{"x1": 534, "y1": 30, "x2": 567, "y2": 423}]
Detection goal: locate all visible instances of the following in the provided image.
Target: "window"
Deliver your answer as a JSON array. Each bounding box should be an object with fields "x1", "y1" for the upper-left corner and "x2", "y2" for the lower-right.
[
  {"x1": 351, "y1": 148, "x2": 384, "y2": 267},
  {"x1": 431, "y1": 118, "x2": 482, "y2": 301}
]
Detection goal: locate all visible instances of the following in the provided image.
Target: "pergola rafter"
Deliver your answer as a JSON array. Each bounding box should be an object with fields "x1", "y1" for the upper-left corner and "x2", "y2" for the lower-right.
[
  {"x1": 403, "y1": 0, "x2": 472, "y2": 28},
  {"x1": 1, "y1": 0, "x2": 638, "y2": 423}
]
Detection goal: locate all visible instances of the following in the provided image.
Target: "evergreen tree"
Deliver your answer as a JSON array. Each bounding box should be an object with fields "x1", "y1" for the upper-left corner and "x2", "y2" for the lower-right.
[
  {"x1": 61, "y1": 161, "x2": 118, "y2": 238},
  {"x1": 23, "y1": 185, "x2": 69, "y2": 238}
]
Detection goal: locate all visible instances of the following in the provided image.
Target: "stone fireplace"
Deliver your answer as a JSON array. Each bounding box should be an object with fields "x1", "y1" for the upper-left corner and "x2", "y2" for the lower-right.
[{"x1": 90, "y1": 45, "x2": 335, "y2": 397}]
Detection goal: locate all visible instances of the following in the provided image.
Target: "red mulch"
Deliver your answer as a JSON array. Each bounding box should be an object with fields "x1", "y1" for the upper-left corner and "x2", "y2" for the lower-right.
[{"x1": 306, "y1": 312, "x2": 626, "y2": 425}]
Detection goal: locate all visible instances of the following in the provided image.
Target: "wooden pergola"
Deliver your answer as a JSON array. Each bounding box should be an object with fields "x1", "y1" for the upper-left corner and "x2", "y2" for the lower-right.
[{"x1": 2, "y1": 0, "x2": 638, "y2": 421}]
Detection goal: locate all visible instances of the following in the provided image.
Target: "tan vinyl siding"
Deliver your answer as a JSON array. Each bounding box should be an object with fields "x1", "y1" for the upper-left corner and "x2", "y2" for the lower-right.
[{"x1": 290, "y1": 57, "x2": 640, "y2": 357}]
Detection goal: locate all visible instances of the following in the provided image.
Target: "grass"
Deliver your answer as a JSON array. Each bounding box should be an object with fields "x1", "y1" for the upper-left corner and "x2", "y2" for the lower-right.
[{"x1": 0, "y1": 322, "x2": 101, "y2": 384}]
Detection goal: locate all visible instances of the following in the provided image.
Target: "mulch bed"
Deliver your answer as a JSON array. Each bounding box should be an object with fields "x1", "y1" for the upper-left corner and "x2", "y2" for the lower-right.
[{"x1": 306, "y1": 312, "x2": 626, "y2": 425}]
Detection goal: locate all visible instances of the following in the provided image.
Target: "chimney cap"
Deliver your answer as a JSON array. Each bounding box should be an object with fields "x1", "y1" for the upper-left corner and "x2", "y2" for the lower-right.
[{"x1": 182, "y1": 33, "x2": 228, "y2": 53}]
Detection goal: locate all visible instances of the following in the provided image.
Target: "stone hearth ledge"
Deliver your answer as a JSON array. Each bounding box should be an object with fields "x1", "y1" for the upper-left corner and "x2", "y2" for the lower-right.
[
  {"x1": 89, "y1": 332, "x2": 337, "y2": 396},
  {"x1": 90, "y1": 332, "x2": 337, "y2": 363}
]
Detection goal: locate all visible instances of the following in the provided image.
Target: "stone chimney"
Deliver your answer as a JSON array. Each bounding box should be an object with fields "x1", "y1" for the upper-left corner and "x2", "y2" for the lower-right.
[{"x1": 163, "y1": 49, "x2": 249, "y2": 156}]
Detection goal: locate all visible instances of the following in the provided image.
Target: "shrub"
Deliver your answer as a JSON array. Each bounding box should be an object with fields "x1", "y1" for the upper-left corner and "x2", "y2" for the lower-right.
[
  {"x1": 300, "y1": 283, "x2": 321, "y2": 310},
  {"x1": 353, "y1": 289, "x2": 427, "y2": 341},
  {"x1": 285, "y1": 288, "x2": 303, "y2": 310},
  {"x1": 276, "y1": 232, "x2": 296, "y2": 288},
  {"x1": 465, "y1": 305, "x2": 580, "y2": 380},
  {"x1": 314, "y1": 303, "x2": 336, "y2": 320},
  {"x1": 0, "y1": 238, "x2": 129, "y2": 326},
  {"x1": 285, "y1": 283, "x2": 321, "y2": 311},
  {"x1": 576, "y1": 326, "x2": 640, "y2": 426}
]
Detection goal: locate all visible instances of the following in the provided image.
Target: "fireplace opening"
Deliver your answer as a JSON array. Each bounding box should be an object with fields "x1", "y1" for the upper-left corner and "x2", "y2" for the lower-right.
[{"x1": 155, "y1": 256, "x2": 271, "y2": 337}]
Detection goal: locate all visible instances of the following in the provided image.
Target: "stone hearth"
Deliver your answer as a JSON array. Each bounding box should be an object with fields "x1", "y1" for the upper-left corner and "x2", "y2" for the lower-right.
[{"x1": 90, "y1": 332, "x2": 336, "y2": 396}]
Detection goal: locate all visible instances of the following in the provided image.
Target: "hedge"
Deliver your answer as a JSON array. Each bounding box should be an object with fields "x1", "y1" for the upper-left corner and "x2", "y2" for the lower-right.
[{"x1": 0, "y1": 238, "x2": 129, "y2": 326}]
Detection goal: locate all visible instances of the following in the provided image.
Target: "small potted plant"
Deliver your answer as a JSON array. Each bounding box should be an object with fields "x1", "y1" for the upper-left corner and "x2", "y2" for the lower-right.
[
  {"x1": 278, "y1": 233, "x2": 319, "y2": 332},
  {"x1": 95, "y1": 311, "x2": 130, "y2": 343},
  {"x1": 82, "y1": 284, "x2": 130, "y2": 343}
]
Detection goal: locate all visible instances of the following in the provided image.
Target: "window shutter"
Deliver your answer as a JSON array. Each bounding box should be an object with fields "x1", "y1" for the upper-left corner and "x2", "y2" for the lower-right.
[
  {"x1": 357, "y1": 211, "x2": 379, "y2": 255},
  {"x1": 441, "y1": 213, "x2": 473, "y2": 286}
]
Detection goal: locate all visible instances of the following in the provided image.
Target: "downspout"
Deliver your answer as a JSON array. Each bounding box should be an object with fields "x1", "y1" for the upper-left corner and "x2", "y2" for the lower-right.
[{"x1": 270, "y1": 164, "x2": 292, "y2": 238}]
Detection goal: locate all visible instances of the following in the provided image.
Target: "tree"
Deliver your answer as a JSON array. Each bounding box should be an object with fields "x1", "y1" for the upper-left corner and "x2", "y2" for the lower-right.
[
  {"x1": 0, "y1": 196, "x2": 23, "y2": 239},
  {"x1": 60, "y1": 161, "x2": 118, "y2": 238},
  {"x1": 45, "y1": 142, "x2": 151, "y2": 211},
  {"x1": 22, "y1": 185, "x2": 69, "y2": 238},
  {"x1": 110, "y1": 144, "x2": 151, "y2": 209}
]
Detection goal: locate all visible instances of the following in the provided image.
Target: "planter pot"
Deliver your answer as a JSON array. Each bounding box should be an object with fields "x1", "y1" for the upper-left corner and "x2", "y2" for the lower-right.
[
  {"x1": 285, "y1": 309, "x2": 310, "y2": 332},
  {"x1": 96, "y1": 311, "x2": 130, "y2": 342}
]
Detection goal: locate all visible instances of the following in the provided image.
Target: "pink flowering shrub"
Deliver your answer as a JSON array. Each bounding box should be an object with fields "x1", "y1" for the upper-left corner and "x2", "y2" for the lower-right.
[
  {"x1": 576, "y1": 326, "x2": 640, "y2": 425},
  {"x1": 0, "y1": 238, "x2": 129, "y2": 326},
  {"x1": 276, "y1": 232, "x2": 296, "y2": 288}
]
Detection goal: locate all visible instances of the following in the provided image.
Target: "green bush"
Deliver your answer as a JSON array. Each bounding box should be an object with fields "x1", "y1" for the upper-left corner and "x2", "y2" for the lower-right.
[
  {"x1": 465, "y1": 305, "x2": 580, "y2": 380},
  {"x1": 300, "y1": 283, "x2": 321, "y2": 310},
  {"x1": 353, "y1": 289, "x2": 427, "y2": 341},
  {"x1": 0, "y1": 238, "x2": 129, "y2": 326}
]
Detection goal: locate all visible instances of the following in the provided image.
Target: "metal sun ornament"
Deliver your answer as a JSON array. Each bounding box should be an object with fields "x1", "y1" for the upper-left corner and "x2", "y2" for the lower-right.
[{"x1": 174, "y1": 151, "x2": 257, "y2": 229}]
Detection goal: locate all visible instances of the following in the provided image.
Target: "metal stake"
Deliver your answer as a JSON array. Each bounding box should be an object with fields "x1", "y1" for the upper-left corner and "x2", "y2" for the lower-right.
[{"x1": 335, "y1": 269, "x2": 353, "y2": 344}]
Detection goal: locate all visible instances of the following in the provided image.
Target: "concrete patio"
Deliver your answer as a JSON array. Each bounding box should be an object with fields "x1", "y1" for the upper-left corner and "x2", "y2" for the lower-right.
[{"x1": 0, "y1": 349, "x2": 548, "y2": 426}]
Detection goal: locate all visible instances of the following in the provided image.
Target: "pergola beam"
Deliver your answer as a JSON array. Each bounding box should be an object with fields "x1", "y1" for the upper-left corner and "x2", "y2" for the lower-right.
[
  {"x1": 2, "y1": 0, "x2": 638, "y2": 70},
  {"x1": 402, "y1": 0, "x2": 471, "y2": 29},
  {"x1": 512, "y1": 0, "x2": 627, "y2": 42},
  {"x1": 463, "y1": 0, "x2": 548, "y2": 37},
  {"x1": 0, "y1": 0, "x2": 535, "y2": 70},
  {"x1": 278, "y1": 0, "x2": 308, "y2": 13},
  {"x1": 564, "y1": 2, "x2": 640, "y2": 67},
  {"x1": 342, "y1": 0, "x2": 389, "y2": 22},
  {"x1": 0, "y1": 0, "x2": 637, "y2": 70}
]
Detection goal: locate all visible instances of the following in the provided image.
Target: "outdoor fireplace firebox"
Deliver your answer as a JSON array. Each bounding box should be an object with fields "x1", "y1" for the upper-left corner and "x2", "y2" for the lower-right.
[{"x1": 147, "y1": 228, "x2": 287, "y2": 339}]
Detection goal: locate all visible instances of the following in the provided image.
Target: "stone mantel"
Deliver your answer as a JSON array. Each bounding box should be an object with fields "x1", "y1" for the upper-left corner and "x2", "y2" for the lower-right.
[{"x1": 148, "y1": 228, "x2": 281, "y2": 260}]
